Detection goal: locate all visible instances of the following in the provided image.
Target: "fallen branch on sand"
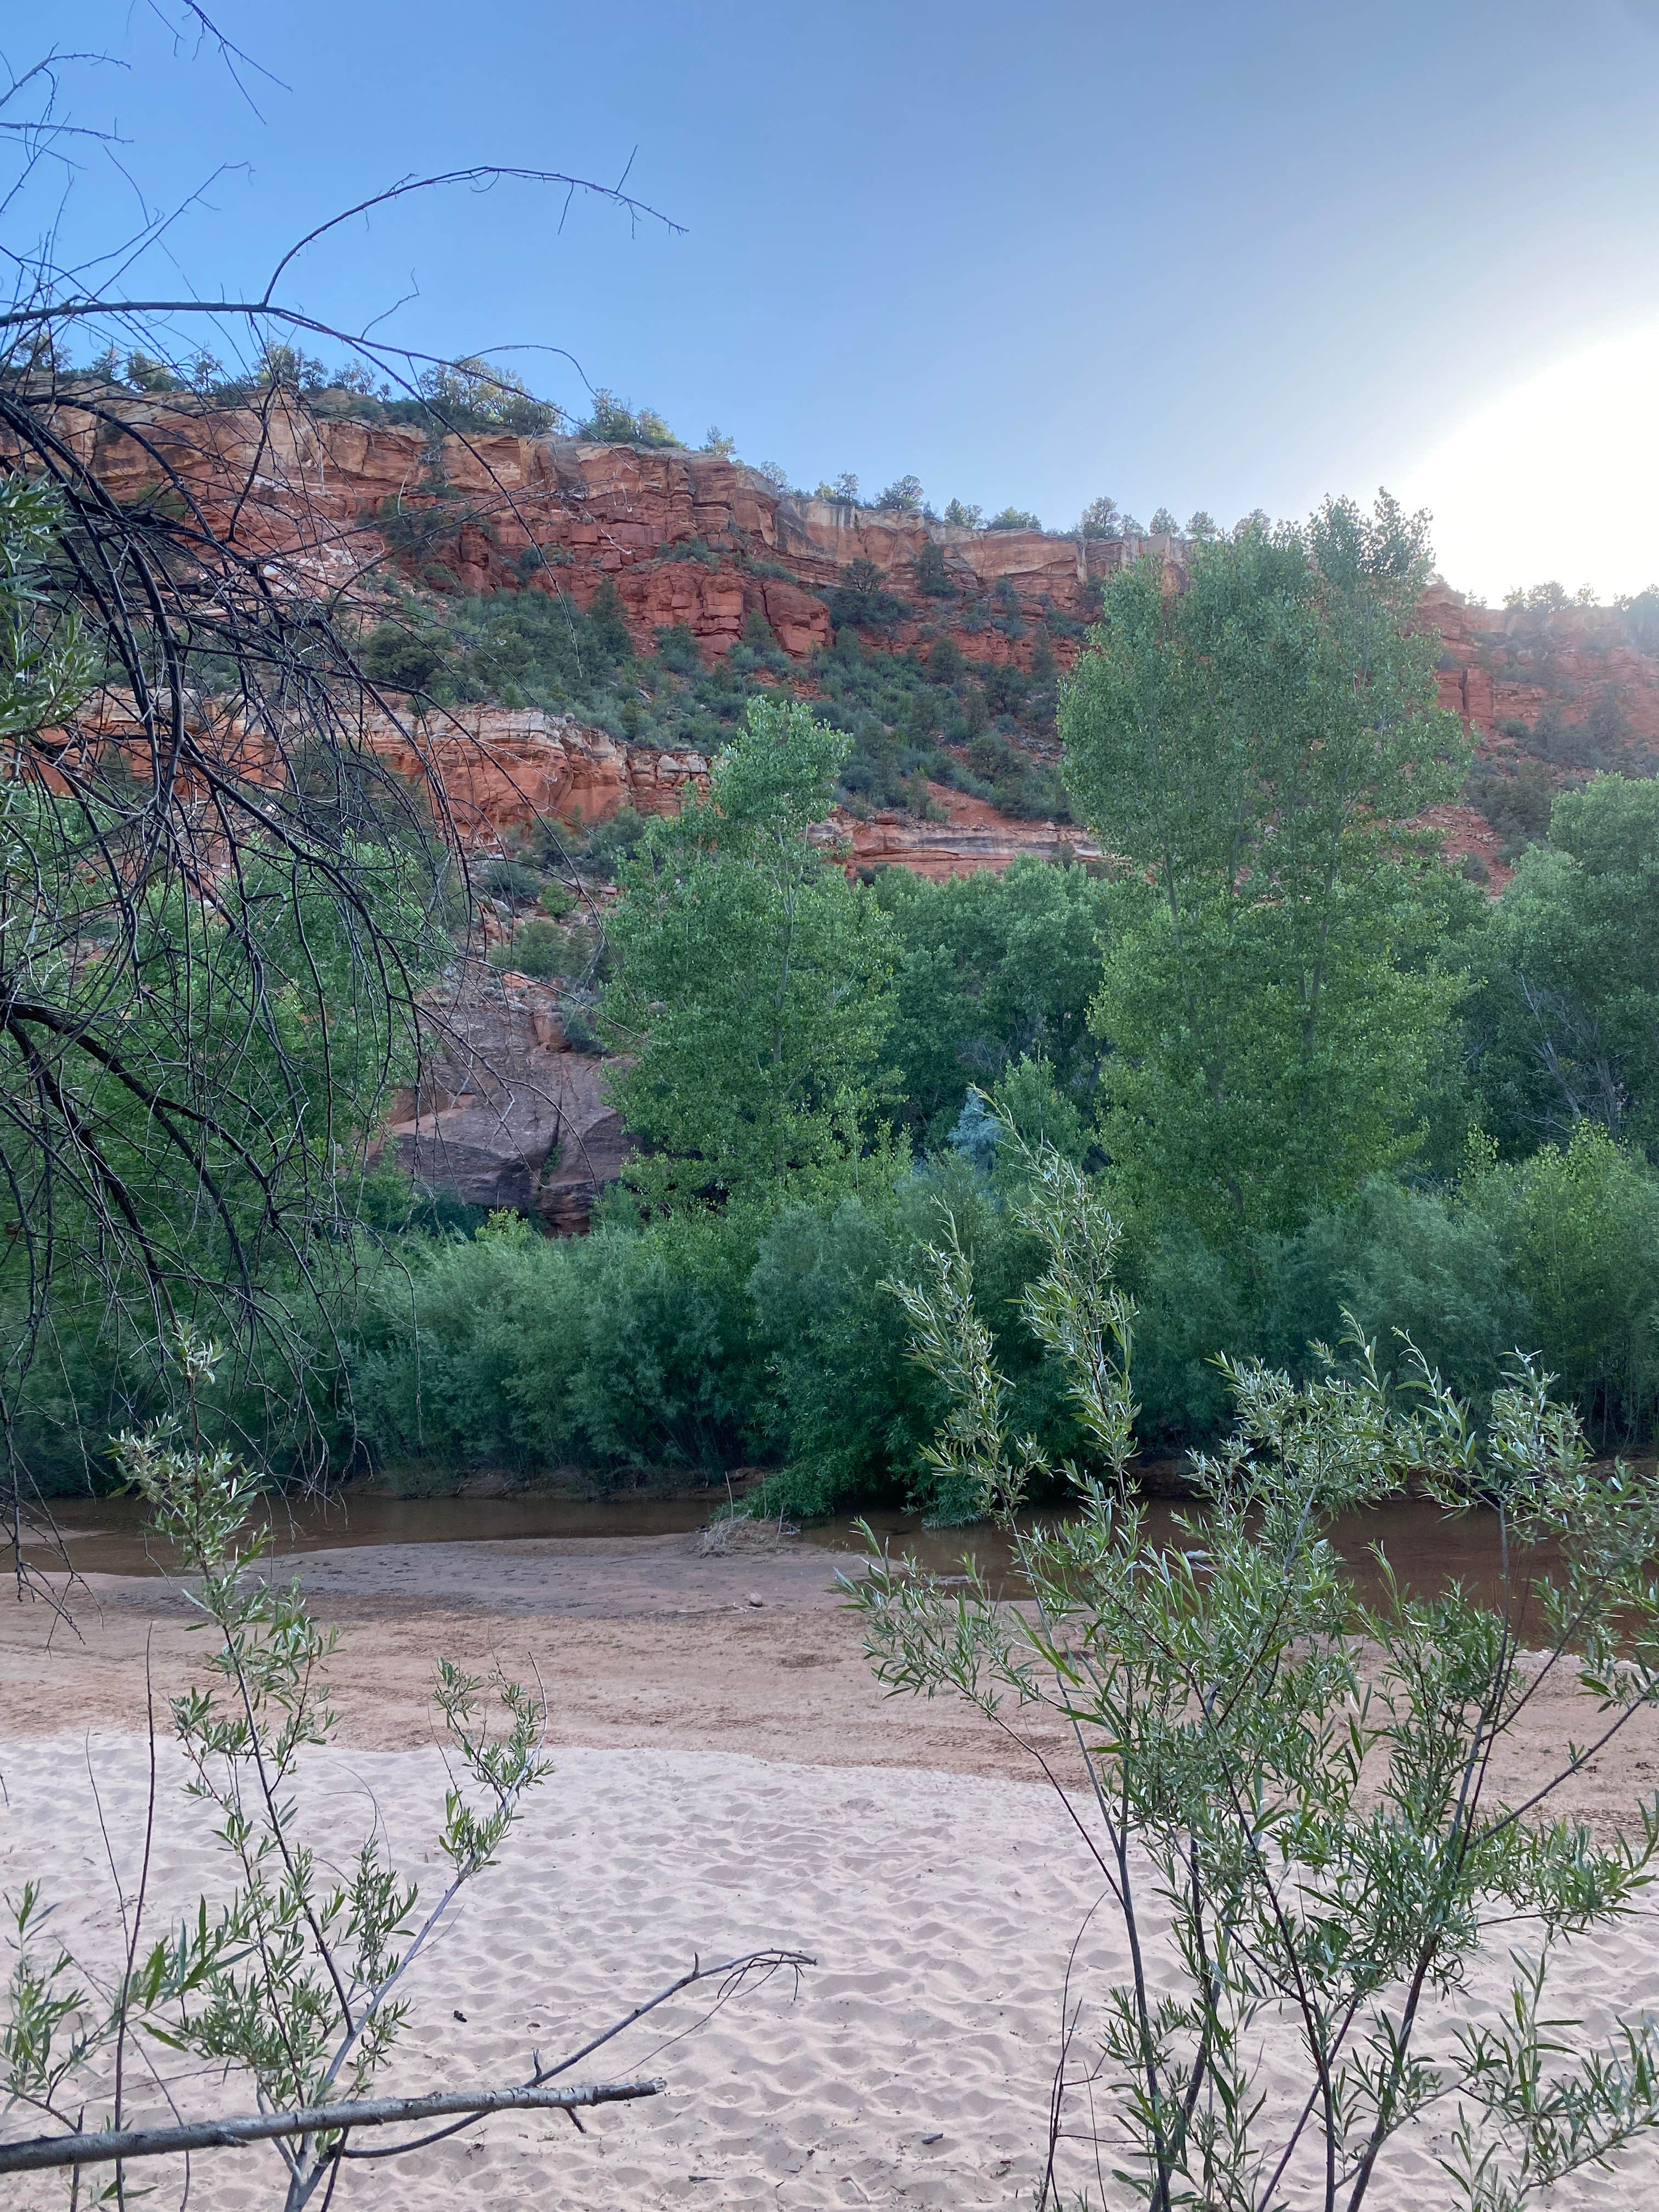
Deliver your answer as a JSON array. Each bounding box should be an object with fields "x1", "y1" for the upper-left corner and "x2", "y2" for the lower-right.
[{"x1": 0, "y1": 2079, "x2": 665, "y2": 2174}]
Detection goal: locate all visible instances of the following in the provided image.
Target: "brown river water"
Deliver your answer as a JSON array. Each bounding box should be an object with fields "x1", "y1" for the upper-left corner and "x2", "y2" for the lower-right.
[{"x1": 7, "y1": 1486, "x2": 1564, "y2": 1616}]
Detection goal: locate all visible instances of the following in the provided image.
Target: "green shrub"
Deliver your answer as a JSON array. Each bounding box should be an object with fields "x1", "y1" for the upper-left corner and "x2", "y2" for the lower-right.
[
  {"x1": 347, "y1": 1216, "x2": 761, "y2": 1474},
  {"x1": 829, "y1": 558, "x2": 906, "y2": 634},
  {"x1": 915, "y1": 541, "x2": 955, "y2": 599},
  {"x1": 488, "y1": 917, "x2": 567, "y2": 979},
  {"x1": 480, "y1": 857, "x2": 541, "y2": 901},
  {"x1": 566, "y1": 1226, "x2": 755, "y2": 1467},
  {"x1": 579, "y1": 806, "x2": 650, "y2": 877},
  {"x1": 358, "y1": 623, "x2": 449, "y2": 692},
  {"x1": 1468, "y1": 1123, "x2": 1659, "y2": 1444},
  {"x1": 749, "y1": 1154, "x2": 1075, "y2": 1517}
]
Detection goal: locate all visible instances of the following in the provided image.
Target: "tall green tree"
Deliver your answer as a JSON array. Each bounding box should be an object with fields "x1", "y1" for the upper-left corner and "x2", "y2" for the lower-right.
[
  {"x1": 1061, "y1": 493, "x2": 1471, "y2": 1242},
  {"x1": 604, "y1": 696, "x2": 900, "y2": 1213}
]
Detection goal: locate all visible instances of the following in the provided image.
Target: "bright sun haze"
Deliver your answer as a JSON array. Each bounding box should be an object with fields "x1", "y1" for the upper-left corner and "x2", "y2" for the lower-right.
[{"x1": 1403, "y1": 326, "x2": 1659, "y2": 604}]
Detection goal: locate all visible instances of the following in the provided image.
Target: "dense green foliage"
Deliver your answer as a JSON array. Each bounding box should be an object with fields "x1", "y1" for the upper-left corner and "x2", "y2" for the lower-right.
[
  {"x1": 1063, "y1": 495, "x2": 1472, "y2": 1241},
  {"x1": 339, "y1": 1111, "x2": 1659, "y2": 1507},
  {"x1": 872, "y1": 859, "x2": 1109, "y2": 1145},
  {"x1": 1466, "y1": 775, "x2": 1659, "y2": 1155},
  {"x1": 603, "y1": 697, "x2": 901, "y2": 1215}
]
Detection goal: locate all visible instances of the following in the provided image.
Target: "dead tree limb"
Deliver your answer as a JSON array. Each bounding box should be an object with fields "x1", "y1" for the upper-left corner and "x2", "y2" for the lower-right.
[{"x1": 0, "y1": 2078, "x2": 667, "y2": 2174}]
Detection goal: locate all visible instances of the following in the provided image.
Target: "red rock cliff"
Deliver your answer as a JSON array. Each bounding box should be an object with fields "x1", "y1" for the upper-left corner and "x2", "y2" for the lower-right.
[{"x1": 33, "y1": 391, "x2": 1659, "y2": 886}]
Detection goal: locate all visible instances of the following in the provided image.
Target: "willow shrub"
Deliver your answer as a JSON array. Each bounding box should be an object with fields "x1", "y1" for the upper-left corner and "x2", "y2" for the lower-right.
[
  {"x1": 346, "y1": 1212, "x2": 758, "y2": 1476},
  {"x1": 1130, "y1": 1134, "x2": 1659, "y2": 1454},
  {"x1": 853, "y1": 1136, "x2": 1659, "y2": 2210}
]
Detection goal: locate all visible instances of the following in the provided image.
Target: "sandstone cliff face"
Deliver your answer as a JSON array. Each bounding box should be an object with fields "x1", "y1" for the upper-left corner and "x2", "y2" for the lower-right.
[
  {"x1": 1425, "y1": 582, "x2": 1659, "y2": 761},
  {"x1": 356, "y1": 706, "x2": 709, "y2": 841},
  {"x1": 826, "y1": 785, "x2": 1103, "y2": 878},
  {"x1": 379, "y1": 974, "x2": 628, "y2": 1233},
  {"x1": 40, "y1": 392, "x2": 1659, "y2": 778},
  {"x1": 35, "y1": 391, "x2": 1174, "y2": 675}
]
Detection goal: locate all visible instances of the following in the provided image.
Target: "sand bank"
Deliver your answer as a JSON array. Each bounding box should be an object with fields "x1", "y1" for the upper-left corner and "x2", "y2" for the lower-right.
[{"x1": 3, "y1": 1532, "x2": 1658, "y2": 2207}]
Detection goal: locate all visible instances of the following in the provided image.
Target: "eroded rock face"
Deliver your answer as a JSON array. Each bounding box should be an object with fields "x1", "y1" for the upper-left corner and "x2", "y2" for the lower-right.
[
  {"x1": 821, "y1": 784, "x2": 1102, "y2": 879},
  {"x1": 35, "y1": 395, "x2": 1659, "y2": 781},
  {"x1": 380, "y1": 975, "x2": 628, "y2": 1232},
  {"x1": 356, "y1": 706, "x2": 708, "y2": 841},
  {"x1": 29, "y1": 392, "x2": 1171, "y2": 678},
  {"x1": 1425, "y1": 582, "x2": 1659, "y2": 763}
]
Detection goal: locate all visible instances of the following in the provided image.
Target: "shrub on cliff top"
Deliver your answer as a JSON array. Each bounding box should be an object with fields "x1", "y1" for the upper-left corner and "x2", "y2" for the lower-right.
[
  {"x1": 874, "y1": 473, "x2": 925, "y2": 514},
  {"x1": 575, "y1": 387, "x2": 678, "y2": 445},
  {"x1": 417, "y1": 356, "x2": 563, "y2": 435}
]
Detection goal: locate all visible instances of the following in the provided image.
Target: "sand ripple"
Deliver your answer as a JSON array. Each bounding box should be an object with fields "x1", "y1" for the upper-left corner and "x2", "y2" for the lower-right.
[{"x1": 3, "y1": 1737, "x2": 1658, "y2": 2207}]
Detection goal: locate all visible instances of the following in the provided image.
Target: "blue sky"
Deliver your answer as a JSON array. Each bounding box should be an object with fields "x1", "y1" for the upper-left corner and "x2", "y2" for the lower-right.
[{"x1": 21, "y1": 2, "x2": 1659, "y2": 580}]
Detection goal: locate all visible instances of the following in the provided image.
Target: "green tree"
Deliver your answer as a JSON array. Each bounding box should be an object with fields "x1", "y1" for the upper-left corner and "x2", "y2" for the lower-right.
[
  {"x1": 603, "y1": 696, "x2": 900, "y2": 1213},
  {"x1": 583, "y1": 575, "x2": 635, "y2": 671},
  {"x1": 417, "y1": 354, "x2": 563, "y2": 434},
  {"x1": 914, "y1": 539, "x2": 955, "y2": 599},
  {"x1": 874, "y1": 473, "x2": 925, "y2": 514},
  {"x1": 1076, "y1": 494, "x2": 1123, "y2": 539},
  {"x1": 829, "y1": 557, "x2": 906, "y2": 634},
  {"x1": 872, "y1": 856, "x2": 1111, "y2": 1143},
  {"x1": 575, "y1": 388, "x2": 676, "y2": 445},
  {"x1": 1466, "y1": 774, "x2": 1659, "y2": 1156},
  {"x1": 1062, "y1": 493, "x2": 1471, "y2": 1241}
]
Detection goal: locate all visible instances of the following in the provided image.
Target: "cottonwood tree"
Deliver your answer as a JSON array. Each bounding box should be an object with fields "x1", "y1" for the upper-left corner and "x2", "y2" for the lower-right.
[
  {"x1": 1062, "y1": 493, "x2": 1472, "y2": 1243},
  {"x1": 604, "y1": 695, "x2": 900, "y2": 1216},
  {"x1": 854, "y1": 1130, "x2": 1659, "y2": 2210}
]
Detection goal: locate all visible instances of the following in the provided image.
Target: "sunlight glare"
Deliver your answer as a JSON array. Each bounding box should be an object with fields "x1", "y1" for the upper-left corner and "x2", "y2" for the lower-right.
[{"x1": 1399, "y1": 327, "x2": 1659, "y2": 605}]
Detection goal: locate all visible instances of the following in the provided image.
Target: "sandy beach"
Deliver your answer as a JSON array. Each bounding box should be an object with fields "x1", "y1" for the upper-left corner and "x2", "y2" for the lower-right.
[{"x1": 4, "y1": 1527, "x2": 1659, "y2": 2207}]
